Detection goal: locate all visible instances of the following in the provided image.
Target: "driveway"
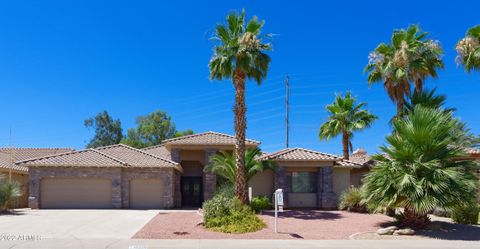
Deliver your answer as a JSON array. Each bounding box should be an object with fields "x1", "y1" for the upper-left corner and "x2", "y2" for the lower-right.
[{"x1": 0, "y1": 209, "x2": 160, "y2": 239}]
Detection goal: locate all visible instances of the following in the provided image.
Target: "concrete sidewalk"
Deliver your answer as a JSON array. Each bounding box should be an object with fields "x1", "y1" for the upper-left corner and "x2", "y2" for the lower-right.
[{"x1": 1, "y1": 239, "x2": 479, "y2": 249}]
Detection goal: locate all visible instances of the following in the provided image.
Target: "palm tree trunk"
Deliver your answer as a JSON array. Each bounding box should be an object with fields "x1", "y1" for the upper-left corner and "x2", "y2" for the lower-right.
[
  {"x1": 402, "y1": 207, "x2": 430, "y2": 229},
  {"x1": 342, "y1": 129, "x2": 349, "y2": 160},
  {"x1": 414, "y1": 78, "x2": 423, "y2": 95},
  {"x1": 233, "y1": 68, "x2": 248, "y2": 204}
]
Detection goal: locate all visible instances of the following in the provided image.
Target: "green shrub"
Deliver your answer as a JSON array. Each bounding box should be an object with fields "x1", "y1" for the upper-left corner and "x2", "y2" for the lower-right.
[
  {"x1": 338, "y1": 187, "x2": 367, "y2": 213},
  {"x1": 250, "y1": 196, "x2": 271, "y2": 213},
  {"x1": 451, "y1": 203, "x2": 480, "y2": 225},
  {"x1": 0, "y1": 175, "x2": 21, "y2": 212},
  {"x1": 205, "y1": 198, "x2": 266, "y2": 233}
]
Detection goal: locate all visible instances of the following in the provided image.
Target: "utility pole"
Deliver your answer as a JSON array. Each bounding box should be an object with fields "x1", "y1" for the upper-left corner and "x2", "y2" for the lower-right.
[
  {"x1": 8, "y1": 128, "x2": 13, "y2": 182},
  {"x1": 285, "y1": 75, "x2": 290, "y2": 148}
]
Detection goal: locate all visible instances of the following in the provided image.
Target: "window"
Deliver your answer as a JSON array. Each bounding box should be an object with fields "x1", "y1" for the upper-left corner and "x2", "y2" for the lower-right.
[{"x1": 290, "y1": 172, "x2": 317, "y2": 193}]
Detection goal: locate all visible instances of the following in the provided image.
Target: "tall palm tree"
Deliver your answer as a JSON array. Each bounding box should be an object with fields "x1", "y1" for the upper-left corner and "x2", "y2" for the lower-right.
[
  {"x1": 456, "y1": 25, "x2": 480, "y2": 73},
  {"x1": 319, "y1": 92, "x2": 378, "y2": 160},
  {"x1": 204, "y1": 148, "x2": 276, "y2": 184},
  {"x1": 362, "y1": 107, "x2": 478, "y2": 228},
  {"x1": 364, "y1": 25, "x2": 444, "y2": 116},
  {"x1": 208, "y1": 10, "x2": 272, "y2": 203}
]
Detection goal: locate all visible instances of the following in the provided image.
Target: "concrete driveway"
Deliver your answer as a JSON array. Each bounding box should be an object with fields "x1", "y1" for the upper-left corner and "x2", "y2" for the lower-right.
[{"x1": 0, "y1": 209, "x2": 160, "y2": 239}]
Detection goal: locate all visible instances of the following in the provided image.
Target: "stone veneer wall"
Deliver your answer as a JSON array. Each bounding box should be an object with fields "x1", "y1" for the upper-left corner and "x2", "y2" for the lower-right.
[
  {"x1": 274, "y1": 165, "x2": 337, "y2": 209},
  {"x1": 121, "y1": 168, "x2": 175, "y2": 208},
  {"x1": 203, "y1": 149, "x2": 217, "y2": 201},
  {"x1": 28, "y1": 166, "x2": 176, "y2": 209}
]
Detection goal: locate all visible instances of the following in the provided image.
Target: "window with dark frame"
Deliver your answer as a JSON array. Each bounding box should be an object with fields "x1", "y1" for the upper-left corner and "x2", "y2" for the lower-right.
[{"x1": 289, "y1": 172, "x2": 318, "y2": 193}]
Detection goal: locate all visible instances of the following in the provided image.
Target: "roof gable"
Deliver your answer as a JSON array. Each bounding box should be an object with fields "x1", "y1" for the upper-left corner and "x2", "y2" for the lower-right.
[
  {"x1": 16, "y1": 149, "x2": 126, "y2": 168},
  {"x1": 261, "y1": 148, "x2": 362, "y2": 168},
  {"x1": 96, "y1": 144, "x2": 178, "y2": 168},
  {"x1": 0, "y1": 148, "x2": 74, "y2": 172}
]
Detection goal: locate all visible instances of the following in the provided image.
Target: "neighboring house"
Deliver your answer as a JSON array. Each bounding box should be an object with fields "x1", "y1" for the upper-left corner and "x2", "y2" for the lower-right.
[
  {"x1": 0, "y1": 148, "x2": 73, "y2": 208},
  {"x1": 14, "y1": 131, "x2": 368, "y2": 209}
]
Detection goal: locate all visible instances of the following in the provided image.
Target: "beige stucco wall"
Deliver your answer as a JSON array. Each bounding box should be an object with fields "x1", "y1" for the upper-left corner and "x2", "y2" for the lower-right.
[
  {"x1": 350, "y1": 168, "x2": 369, "y2": 187},
  {"x1": 248, "y1": 169, "x2": 274, "y2": 197},
  {"x1": 0, "y1": 169, "x2": 29, "y2": 208},
  {"x1": 288, "y1": 193, "x2": 317, "y2": 207},
  {"x1": 179, "y1": 150, "x2": 205, "y2": 164},
  {"x1": 181, "y1": 161, "x2": 204, "y2": 177},
  {"x1": 333, "y1": 168, "x2": 351, "y2": 196}
]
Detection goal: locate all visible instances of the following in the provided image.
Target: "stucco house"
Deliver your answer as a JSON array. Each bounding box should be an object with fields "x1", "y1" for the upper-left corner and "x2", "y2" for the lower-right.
[
  {"x1": 0, "y1": 148, "x2": 73, "y2": 208},
  {"x1": 11, "y1": 131, "x2": 368, "y2": 209}
]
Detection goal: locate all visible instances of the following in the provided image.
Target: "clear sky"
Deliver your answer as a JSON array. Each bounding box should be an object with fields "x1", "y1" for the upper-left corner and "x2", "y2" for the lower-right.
[{"x1": 0, "y1": 0, "x2": 479, "y2": 155}]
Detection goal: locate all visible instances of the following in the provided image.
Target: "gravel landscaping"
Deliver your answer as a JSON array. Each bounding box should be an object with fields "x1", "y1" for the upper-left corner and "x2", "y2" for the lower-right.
[{"x1": 133, "y1": 210, "x2": 394, "y2": 239}]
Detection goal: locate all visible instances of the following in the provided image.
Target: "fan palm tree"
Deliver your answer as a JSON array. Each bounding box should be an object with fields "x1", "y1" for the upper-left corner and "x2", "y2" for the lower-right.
[
  {"x1": 204, "y1": 149, "x2": 276, "y2": 184},
  {"x1": 208, "y1": 10, "x2": 272, "y2": 203},
  {"x1": 456, "y1": 25, "x2": 480, "y2": 73},
  {"x1": 319, "y1": 92, "x2": 378, "y2": 160},
  {"x1": 364, "y1": 25, "x2": 444, "y2": 117},
  {"x1": 362, "y1": 107, "x2": 478, "y2": 228}
]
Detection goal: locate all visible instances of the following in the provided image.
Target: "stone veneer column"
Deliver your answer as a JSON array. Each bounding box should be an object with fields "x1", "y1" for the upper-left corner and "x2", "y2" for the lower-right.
[
  {"x1": 203, "y1": 149, "x2": 217, "y2": 201},
  {"x1": 170, "y1": 148, "x2": 182, "y2": 207},
  {"x1": 274, "y1": 166, "x2": 289, "y2": 207},
  {"x1": 317, "y1": 167, "x2": 323, "y2": 208},
  {"x1": 28, "y1": 168, "x2": 40, "y2": 209},
  {"x1": 320, "y1": 166, "x2": 337, "y2": 209}
]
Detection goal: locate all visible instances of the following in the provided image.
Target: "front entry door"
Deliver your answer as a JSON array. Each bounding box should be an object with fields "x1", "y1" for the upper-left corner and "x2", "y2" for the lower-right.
[{"x1": 181, "y1": 177, "x2": 203, "y2": 207}]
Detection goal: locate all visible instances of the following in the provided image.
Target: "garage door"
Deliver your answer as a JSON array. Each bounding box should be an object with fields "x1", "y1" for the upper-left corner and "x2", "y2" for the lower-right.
[
  {"x1": 129, "y1": 179, "x2": 163, "y2": 209},
  {"x1": 41, "y1": 178, "x2": 112, "y2": 208}
]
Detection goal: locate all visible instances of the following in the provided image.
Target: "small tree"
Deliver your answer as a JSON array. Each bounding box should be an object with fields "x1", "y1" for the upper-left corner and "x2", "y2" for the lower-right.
[
  {"x1": 0, "y1": 175, "x2": 21, "y2": 212},
  {"x1": 204, "y1": 148, "x2": 275, "y2": 184},
  {"x1": 84, "y1": 111, "x2": 123, "y2": 148},
  {"x1": 319, "y1": 92, "x2": 377, "y2": 160},
  {"x1": 362, "y1": 107, "x2": 478, "y2": 228}
]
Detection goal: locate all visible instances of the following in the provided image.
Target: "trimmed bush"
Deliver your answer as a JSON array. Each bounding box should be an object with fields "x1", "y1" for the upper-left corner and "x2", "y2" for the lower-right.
[
  {"x1": 203, "y1": 193, "x2": 266, "y2": 233},
  {"x1": 451, "y1": 203, "x2": 480, "y2": 225},
  {"x1": 338, "y1": 187, "x2": 367, "y2": 213},
  {"x1": 250, "y1": 196, "x2": 271, "y2": 213},
  {"x1": 205, "y1": 198, "x2": 266, "y2": 233}
]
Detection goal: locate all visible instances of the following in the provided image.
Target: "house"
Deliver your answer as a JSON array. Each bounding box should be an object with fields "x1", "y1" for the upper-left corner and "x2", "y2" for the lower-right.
[
  {"x1": 0, "y1": 148, "x2": 73, "y2": 208},
  {"x1": 13, "y1": 131, "x2": 367, "y2": 209}
]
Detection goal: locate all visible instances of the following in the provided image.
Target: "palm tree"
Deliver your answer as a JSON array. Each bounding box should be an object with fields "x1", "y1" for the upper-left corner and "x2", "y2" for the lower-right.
[
  {"x1": 319, "y1": 92, "x2": 378, "y2": 160},
  {"x1": 362, "y1": 107, "x2": 478, "y2": 228},
  {"x1": 456, "y1": 25, "x2": 480, "y2": 73},
  {"x1": 0, "y1": 174, "x2": 21, "y2": 211},
  {"x1": 208, "y1": 10, "x2": 272, "y2": 203},
  {"x1": 204, "y1": 149, "x2": 276, "y2": 184},
  {"x1": 364, "y1": 25, "x2": 444, "y2": 116}
]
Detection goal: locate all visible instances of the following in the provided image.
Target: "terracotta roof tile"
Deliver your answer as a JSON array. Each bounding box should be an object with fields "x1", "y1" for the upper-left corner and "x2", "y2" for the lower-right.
[
  {"x1": 0, "y1": 148, "x2": 73, "y2": 173},
  {"x1": 16, "y1": 149, "x2": 126, "y2": 168},
  {"x1": 143, "y1": 145, "x2": 171, "y2": 160},
  {"x1": 162, "y1": 131, "x2": 260, "y2": 146},
  {"x1": 261, "y1": 148, "x2": 362, "y2": 168},
  {"x1": 96, "y1": 144, "x2": 179, "y2": 168}
]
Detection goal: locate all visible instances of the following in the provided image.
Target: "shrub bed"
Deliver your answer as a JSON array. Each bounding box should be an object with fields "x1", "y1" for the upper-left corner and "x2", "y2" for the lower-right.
[
  {"x1": 202, "y1": 187, "x2": 266, "y2": 233},
  {"x1": 451, "y1": 203, "x2": 480, "y2": 225},
  {"x1": 338, "y1": 187, "x2": 367, "y2": 213},
  {"x1": 250, "y1": 196, "x2": 271, "y2": 213}
]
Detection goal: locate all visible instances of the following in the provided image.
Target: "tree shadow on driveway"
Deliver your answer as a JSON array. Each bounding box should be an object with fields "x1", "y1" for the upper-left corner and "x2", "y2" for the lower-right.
[{"x1": 262, "y1": 210, "x2": 343, "y2": 220}]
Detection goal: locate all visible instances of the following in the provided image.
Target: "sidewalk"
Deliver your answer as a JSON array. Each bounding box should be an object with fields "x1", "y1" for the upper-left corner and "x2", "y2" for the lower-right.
[{"x1": 1, "y1": 239, "x2": 480, "y2": 249}]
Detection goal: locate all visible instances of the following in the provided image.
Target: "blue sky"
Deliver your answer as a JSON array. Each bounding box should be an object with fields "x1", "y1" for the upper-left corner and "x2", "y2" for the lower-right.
[{"x1": 0, "y1": 0, "x2": 479, "y2": 154}]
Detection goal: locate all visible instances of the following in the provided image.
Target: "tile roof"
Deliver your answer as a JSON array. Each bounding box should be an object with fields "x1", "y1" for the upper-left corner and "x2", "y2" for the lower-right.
[
  {"x1": 143, "y1": 145, "x2": 171, "y2": 159},
  {"x1": 465, "y1": 147, "x2": 480, "y2": 155},
  {"x1": 16, "y1": 149, "x2": 126, "y2": 168},
  {"x1": 16, "y1": 144, "x2": 181, "y2": 171},
  {"x1": 260, "y1": 148, "x2": 362, "y2": 168},
  {"x1": 96, "y1": 144, "x2": 178, "y2": 168},
  {"x1": 162, "y1": 131, "x2": 260, "y2": 146},
  {"x1": 0, "y1": 148, "x2": 73, "y2": 173}
]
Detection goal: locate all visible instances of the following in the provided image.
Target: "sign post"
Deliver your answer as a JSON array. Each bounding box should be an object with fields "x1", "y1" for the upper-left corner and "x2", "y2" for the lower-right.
[{"x1": 274, "y1": 189, "x2": 283, "y2": 234}]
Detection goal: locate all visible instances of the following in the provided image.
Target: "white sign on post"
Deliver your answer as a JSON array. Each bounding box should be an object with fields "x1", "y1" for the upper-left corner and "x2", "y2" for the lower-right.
[{"x1": 274, "y1": 189, "x2": 283, "y2": 234}]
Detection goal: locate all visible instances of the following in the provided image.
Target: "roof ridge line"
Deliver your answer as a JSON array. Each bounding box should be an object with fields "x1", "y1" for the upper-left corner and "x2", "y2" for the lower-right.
[
  {"x1": 114, "y1": 144, "x2": 179, "y2": 166},
  {"x1": 15, "y1": 149, "x2": 82, "y2": 165},
  {"x1": 90, "y1": 148, "x2": 130, "y2": 166}
]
